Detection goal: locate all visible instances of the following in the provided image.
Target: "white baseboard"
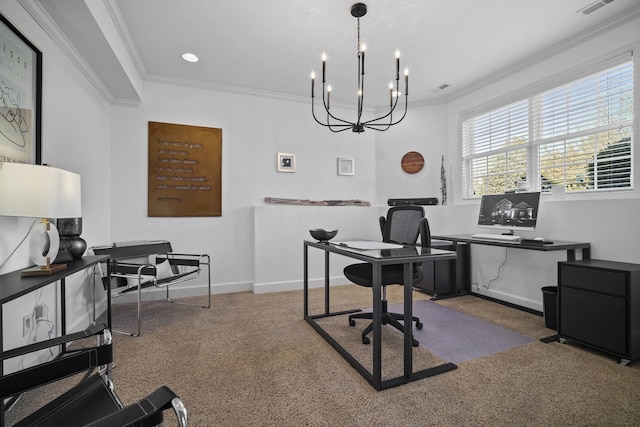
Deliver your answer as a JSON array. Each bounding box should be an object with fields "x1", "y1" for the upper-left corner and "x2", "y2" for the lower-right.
[
  {"x1": 101, "y1": 278, "x2": 349, "y2": 304},
  {"x1": 109, "y1": 281, "x2": 253, "y2": 305},
  {"x1": 473, "y1": 287, "x2": 543, "y2": 312},
  {"x1": 253, "y1": 276, "x2": 349, "y2": 294}
]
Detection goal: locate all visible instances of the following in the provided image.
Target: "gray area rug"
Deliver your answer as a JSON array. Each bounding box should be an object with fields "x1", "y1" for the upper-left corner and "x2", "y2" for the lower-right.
[{"x1": 387, "y1": 300, "x2": 536, "y2": 363}]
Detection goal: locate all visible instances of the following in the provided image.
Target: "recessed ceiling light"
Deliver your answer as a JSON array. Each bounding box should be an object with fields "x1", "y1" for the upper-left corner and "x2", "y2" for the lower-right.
[{"x1": 182, "y1": 52, "x2": 199, "y2": 63}]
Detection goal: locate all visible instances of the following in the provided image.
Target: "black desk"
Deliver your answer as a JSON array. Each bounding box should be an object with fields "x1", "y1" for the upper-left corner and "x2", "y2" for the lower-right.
[
  {"x1": 303, "y1": 240, "x2": 457, "y2": 391},
  {"x1": 431, "y1": 234, "x2": 591, "y2": 302}
]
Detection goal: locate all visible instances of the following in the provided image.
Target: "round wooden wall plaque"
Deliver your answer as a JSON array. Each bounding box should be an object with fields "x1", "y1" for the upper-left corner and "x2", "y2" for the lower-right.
[{"x1": 401, "y1": 151, "x2": 425, "y2": 174}]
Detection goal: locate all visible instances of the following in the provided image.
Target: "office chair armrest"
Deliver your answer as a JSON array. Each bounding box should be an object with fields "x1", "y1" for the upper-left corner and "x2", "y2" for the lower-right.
[
  {"x1": 379, "y1": 216, "x2": 385, "y2": 237},
  {"x1": 88, "y1": 386, "x2": 188, "y2": 427},
  {"x1": 419, "y1": 217, "x2": 431, "y2": 248}
]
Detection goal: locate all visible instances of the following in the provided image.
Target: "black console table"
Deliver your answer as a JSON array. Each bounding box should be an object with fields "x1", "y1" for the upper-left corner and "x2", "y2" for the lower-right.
[{"x1": 0, "y1": 255, "x2": 111, "y2": 419}]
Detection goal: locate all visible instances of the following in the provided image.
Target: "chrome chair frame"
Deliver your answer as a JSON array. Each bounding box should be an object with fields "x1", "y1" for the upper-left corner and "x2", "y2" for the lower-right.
[{"x1": 91, "y1": 240, "x2": 211, "y2": 336}]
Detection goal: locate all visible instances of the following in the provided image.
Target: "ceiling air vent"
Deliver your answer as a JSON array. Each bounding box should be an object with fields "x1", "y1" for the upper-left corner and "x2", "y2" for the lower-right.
[
  {"x1": 578, "y1": 0, "x2": 615, "y2": 15},
  {"x1": 429, "y1": 83, "x2": 451, "y2": 94}
]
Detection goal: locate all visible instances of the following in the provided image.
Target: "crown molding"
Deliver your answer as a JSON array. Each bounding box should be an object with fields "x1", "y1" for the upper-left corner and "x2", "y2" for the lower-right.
[
  {"x1": 18, "y1": 0, "x2": 126, "y2": 105},
  {"x1": 103, "y1": 0, "x2": 147, "y2": 79}
]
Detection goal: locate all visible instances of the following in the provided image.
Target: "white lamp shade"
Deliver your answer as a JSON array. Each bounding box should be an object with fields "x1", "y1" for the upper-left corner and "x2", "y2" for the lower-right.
[{"x1": 0, "y1": 163, "x2": 81, "y2": 219}]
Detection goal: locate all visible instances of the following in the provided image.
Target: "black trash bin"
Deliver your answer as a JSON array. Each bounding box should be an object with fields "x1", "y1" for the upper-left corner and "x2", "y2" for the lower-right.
[{"x1": 541, "y1": 286, "x2": 558, "y2": 330}]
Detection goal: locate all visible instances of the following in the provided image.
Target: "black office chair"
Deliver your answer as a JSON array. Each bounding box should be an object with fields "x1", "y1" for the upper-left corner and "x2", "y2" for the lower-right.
[{"x1": 345, "y1": 205, "x2": 431, "y2": 347}]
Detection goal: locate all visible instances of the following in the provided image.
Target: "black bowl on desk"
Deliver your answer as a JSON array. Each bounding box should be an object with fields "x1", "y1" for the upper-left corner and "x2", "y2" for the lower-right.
[{"x1": 309, "y1": 229, "x2": 338, "y2": 242}]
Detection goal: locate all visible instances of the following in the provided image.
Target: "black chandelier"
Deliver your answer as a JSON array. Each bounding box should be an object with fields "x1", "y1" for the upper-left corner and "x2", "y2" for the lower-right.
[{"x1": 310, "y1": 3, "x2": 408, "y2": 133}]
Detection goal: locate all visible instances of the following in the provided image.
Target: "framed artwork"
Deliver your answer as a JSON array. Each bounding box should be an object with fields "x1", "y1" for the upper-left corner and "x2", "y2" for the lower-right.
[
  {"x1": 148, "y1": 121, "x2": 222, "y2": 217},
  {"x1": 337, "y1": 157, "x2": 354, "y2": 176},
  {"x1": 0, "y1": 13, "x2": 42, "y2": 164},
  {"x1": 277, "y1": 152, "x2": 296, "y2": 173}
]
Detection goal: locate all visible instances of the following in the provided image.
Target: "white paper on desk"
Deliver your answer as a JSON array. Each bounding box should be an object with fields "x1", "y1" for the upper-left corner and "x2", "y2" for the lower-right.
[{"x1": 334, "y1": 241, "x2": 404, "y2": 250}]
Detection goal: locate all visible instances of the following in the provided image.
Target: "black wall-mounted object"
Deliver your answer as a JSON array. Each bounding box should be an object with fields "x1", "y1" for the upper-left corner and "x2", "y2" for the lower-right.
[{"x1": 388, "y1": 198, "x2": 438, "y2": 206}]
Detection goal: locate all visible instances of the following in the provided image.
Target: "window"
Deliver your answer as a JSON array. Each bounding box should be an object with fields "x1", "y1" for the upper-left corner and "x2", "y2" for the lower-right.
[{"x1": 462, "y1": 56, "x2": 634, "y2": 198}]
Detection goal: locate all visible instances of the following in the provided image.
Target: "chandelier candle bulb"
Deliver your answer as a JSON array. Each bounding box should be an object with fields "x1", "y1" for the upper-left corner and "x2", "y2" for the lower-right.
[
  {"x1": 405, "y1": 68, "x2": 409, "y2": 95},
  {"x1": 322, "y1": 52, "x2": 327, "y2": 83},
  {"x1": 311, "y1": 71, "x2": 315, "y2": 97},
  {"x1": 395, "y1": 50, "x2": 400, "y2": 80}
]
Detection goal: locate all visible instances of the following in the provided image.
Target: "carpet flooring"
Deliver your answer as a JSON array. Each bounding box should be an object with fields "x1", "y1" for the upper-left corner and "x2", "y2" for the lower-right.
[{"x1": 5, "y1": 285, "x2": 640, "y2": 426}]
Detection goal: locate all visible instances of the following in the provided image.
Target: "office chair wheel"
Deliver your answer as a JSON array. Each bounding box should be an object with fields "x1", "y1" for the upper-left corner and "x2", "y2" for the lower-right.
[
  {"x1": 349, "y1": 319, "x2": 356, "y2": 327},
  {"x1": 416, "y1": 321, "x2": 423, "y2": 330},
  {"x1": 413, "y1": 339, "x2": 419, "y2": 347},
  {"x1": 362, "y1": 336, "x2": 370, "y2": 345}
]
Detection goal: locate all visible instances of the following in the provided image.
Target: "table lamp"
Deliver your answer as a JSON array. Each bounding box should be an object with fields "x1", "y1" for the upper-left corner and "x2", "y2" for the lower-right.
[{"x1": 0, "y1": 163, "x2": 81, "y2": 276}]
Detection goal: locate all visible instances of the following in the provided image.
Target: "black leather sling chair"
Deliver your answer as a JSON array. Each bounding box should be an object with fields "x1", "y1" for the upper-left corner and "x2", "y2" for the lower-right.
[
  {"x1": 90, "y1": 240, "x2": 211, "y2": 337},
  {"x1": 0, "y1": 324, "x2": 188, "y2": 426}
]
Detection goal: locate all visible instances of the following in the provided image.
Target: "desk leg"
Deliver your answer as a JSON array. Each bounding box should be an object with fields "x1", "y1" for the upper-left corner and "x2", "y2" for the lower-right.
[
  {"x1": 582, "y1": 247, "x2": 591, "y2": 260},
  {"x1": 61, "y1": 278, "x2": 66, "y2": 354},
  {"x1": 324, "y1": 251, "x2": 330, "y2": 315},
  {"x1": 404, "y1": 261, "x2": 413, "y2": 378},
  {"x1": 372, "y1": 263, "x2": 382, "y2": 390},
  {"x1": 303, "y1": 243, "x2": 309, "y2": 317},
  {"x1": 106, "y1": 259, "x2": 112, "y2": 332}
]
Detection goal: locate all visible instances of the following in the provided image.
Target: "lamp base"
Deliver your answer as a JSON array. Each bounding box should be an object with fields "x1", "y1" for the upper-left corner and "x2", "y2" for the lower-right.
[{"x1": 21, "y1": 263, "x2": 67, "y2": 276}]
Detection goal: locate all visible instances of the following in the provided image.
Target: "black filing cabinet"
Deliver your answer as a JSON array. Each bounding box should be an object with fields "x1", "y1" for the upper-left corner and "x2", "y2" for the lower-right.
[
  {"x1": 414, "y1": 240, "x2": 466, "y2": 298},
  {"x1": 558, "y1": 259, "x2": 640, "y2": 364}
]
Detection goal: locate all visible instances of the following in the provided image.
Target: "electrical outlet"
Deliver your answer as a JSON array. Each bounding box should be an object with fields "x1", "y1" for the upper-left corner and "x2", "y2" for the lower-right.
[
  {"x1": 34, "y1": 304, "x2": 46, "y2": 320},
  {"x1": 23, "y1": 313, "x2": 33, "y2": 337}
]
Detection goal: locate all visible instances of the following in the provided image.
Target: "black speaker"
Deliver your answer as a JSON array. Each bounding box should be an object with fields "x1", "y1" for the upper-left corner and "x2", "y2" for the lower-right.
[{"x1": 387, "y1": 198, "x2": 438, "y2": 206}]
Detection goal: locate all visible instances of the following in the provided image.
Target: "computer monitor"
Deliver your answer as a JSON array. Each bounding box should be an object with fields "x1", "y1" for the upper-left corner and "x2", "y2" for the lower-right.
[{"x1": 477, "y1": 192, "x2": 541, "y2": 234}]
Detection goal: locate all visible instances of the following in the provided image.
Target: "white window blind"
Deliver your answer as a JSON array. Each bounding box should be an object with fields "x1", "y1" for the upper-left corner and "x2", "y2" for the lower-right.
[{"x1": 462, "y1": 55, "x2": 634, "y2": 198}]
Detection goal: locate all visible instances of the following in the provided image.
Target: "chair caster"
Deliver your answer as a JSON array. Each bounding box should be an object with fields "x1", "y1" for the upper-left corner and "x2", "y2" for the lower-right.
[
  {"x1": 362, "y1": 336, "x2": 370, "y2": 345},
  {"x1": 413, "y1": 340, "x2": 420, "y2": 347},
  {"x1": 416, "y1": 322, "x2": 423, "y2": 330},
  {"x1": 349, "y1": 319, "x2": 356, "y2": 327}
]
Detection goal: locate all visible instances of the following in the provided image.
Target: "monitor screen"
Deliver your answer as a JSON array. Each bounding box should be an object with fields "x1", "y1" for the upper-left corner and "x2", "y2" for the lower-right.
[{"x1": 477, "y1": 192, "x2": 541, "y2": 232}]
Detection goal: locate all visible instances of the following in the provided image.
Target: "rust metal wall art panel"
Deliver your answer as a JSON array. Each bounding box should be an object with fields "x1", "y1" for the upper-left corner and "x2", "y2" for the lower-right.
[{"x1": 148, "y1": 121, "x2": 222, "y2": 217}]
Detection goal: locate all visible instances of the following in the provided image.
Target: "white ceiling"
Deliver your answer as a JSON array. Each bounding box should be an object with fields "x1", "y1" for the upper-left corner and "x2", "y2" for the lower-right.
[{"x1": 31, "y1": 0, "x2": 640, "y2": 107}]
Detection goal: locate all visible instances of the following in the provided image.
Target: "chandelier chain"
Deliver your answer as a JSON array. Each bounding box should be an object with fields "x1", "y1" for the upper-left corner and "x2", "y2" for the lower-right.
[{"x1": 357, "y1": 17, "x2": 361, "y2": 54}]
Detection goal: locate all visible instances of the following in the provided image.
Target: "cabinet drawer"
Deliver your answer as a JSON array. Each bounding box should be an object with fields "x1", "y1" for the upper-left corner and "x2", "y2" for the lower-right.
[
  {"x1": 560, "y1": 265, "x2": 626, "y2": 297},
  {"x1": 560, "y1": 286, "x2": 626, "y2": 355}
]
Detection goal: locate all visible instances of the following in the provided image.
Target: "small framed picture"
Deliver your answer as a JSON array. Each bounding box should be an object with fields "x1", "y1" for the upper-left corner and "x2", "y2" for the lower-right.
[
  {"x1": 277, "y1": 152, "x2": 296, "y2": 173},
  {"x1": 337, "y1": 157, "x2": 354, "y2": 176}
]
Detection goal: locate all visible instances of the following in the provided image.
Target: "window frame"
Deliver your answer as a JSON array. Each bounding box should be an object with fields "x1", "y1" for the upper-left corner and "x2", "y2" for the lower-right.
[{"x1": 460, "y1": 52, "x2": 634, "y2": 199}]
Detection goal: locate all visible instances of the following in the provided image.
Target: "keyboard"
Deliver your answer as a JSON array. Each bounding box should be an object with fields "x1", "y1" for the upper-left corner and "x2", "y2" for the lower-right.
[{"x1": 471, "y1": 233, "x2": 522, "y2": 242}]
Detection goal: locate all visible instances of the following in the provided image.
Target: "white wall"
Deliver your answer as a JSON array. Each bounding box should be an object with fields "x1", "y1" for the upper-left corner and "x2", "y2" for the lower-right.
[
  {"x1": 374, "y1": 104, "x2": 448, "y2": 206},
  {"x1": 109, "y1": 81, "x2": 377, "y2": 295},
  {"x1": 0, "y1": 3, "x2": 111, "y2": 373}
]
